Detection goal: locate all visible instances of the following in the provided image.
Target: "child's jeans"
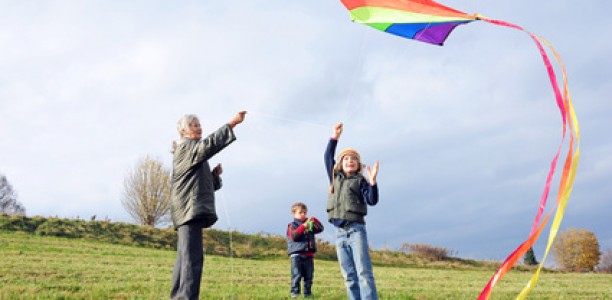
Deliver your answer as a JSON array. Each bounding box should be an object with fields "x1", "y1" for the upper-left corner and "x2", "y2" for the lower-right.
[
  {"x1": 290, "y1": 254, "x2": 314, "y2": 296},
  {"x1": 335, "y1": 223, "x2": 378, "y2": 300}
]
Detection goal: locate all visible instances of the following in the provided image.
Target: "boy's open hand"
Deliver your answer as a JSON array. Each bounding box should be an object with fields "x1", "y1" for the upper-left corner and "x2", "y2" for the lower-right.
[{"x1": 365, "y1": 161, "x2": 379, "y2": 185}]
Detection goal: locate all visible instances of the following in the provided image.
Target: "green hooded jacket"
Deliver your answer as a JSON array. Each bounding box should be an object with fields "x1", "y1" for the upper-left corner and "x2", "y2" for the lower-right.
[{"x1": 170, "y1": 124, "x2": 236, "y2": 229}]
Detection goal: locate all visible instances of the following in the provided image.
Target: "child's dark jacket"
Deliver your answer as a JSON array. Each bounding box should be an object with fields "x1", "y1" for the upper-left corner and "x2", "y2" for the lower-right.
[{"x1": 286, "y1": 218, "x2": 324, "y2": 256}]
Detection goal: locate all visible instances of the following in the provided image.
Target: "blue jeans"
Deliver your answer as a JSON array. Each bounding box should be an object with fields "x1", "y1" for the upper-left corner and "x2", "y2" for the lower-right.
[
  {"x1": 290, "y1": 254, "x2": 314, "y2": 296},
  {"x1": 335, "y1": 223, "x2": 378, "y2": 300}
]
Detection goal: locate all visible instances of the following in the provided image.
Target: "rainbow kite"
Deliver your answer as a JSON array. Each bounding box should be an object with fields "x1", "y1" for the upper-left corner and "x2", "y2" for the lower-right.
[
  {"x1": 341, "y1": 0, "x2": 476, "y2": 45},
  {"x1": 340, "y1": 0, "x2": 580, "y2": 299}
]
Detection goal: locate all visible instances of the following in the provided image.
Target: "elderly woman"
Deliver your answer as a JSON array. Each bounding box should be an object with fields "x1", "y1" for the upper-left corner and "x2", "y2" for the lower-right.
[{"x1": 170, "y1": 111, "x2": 246, "y2": 300}]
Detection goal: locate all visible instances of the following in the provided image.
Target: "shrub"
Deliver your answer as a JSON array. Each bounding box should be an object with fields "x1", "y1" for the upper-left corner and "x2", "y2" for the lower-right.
[
  {"x1": 0, "y1": 214, "x2": 45, "y2": 232},
  {"x1": 403, "y1": 243, "x2": 454, "y2": 261}
]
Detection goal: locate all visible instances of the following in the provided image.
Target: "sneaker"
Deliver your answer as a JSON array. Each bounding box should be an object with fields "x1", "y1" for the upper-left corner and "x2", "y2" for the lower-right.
[{"x1": 290, "y1": 294, "x2": 299, "y2": 298}]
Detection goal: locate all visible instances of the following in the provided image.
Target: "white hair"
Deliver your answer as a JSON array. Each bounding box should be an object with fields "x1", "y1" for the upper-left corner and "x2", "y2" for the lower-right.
[{"x1": 172, "y1": 114, "x2": 199, "y2": 153}]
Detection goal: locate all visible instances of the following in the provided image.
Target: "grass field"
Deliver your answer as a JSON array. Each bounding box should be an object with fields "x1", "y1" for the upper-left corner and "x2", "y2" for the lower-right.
[{"x1": 1, "y1": 231, "x2": 611, "y2": 299}]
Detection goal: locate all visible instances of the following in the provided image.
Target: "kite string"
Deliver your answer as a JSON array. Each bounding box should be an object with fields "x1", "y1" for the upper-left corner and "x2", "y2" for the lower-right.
[
  {"x1": 342, "y1": 29, "x2": 370, "y2": 123},
  {"x1": 246, "y1": 110, "x2": 327, "y2": 128},
  {"x1": 243, "y1": 32, "x2": 371, "y2": 127},
  {"x1": 218, "y1": 187, "x2": 235, "y2": 294}
]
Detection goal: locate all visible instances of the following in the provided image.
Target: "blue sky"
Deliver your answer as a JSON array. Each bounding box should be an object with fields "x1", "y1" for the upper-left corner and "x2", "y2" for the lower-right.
[{"x1": 1, "y1": 0, "x2": 610, "y2": 263}]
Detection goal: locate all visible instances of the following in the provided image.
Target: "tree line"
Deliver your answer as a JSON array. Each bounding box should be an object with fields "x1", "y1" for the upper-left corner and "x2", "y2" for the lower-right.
[{"x1": 118, "y1": 157, "x2": 612, "y2": 273}]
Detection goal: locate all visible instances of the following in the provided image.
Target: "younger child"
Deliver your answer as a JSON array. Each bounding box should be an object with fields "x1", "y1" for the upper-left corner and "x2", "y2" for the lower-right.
[{"x1": 286, "y1": 202, "x2": 324, "y2": 298}]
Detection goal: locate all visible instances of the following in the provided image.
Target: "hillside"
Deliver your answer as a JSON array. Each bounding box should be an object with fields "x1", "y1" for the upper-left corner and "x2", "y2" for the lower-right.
[
  {"x1": 0, "y1": 214, "x2": 503, "y2": 270},
  {"x1": 2, "y1": 229, "x2": 611, "y2": 299}
]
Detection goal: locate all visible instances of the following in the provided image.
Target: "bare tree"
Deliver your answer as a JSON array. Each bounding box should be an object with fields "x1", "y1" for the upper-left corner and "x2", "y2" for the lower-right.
[
  {"x1": 596, "y1": 248, "x2": 612, "y2": 274},
  {"x1": 121, "y1": 156, "x2": 171, "y2": 227},
  {"x1": 0, "y1": 173, "x2": 25, "y2": 215}
]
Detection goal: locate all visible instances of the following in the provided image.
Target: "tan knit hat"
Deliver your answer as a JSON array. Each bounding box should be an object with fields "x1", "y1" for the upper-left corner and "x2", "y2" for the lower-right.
[
  {"x1": 330, "y1": 148, "x2": 362, "y2": 193},
  {"x1": 338, "y1": 148, "x2": 360, "y2": 161},
  {"x1": 334, "y1": 148, "x2": 361, "y2": 171}
]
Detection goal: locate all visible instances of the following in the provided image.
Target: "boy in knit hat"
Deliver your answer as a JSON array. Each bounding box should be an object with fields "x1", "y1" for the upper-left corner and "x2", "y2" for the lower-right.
[
  {"x1": 286, "y1": 202, "x2": 324, "y2": 298},
  {"x1": 324, "y1": 122, "x2": 380, "y2": 300}
]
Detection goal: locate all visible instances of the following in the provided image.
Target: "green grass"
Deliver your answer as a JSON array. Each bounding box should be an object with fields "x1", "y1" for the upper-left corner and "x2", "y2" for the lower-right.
[{"x1": 1, "y1": 231, "x2": 611, "y2": 299}]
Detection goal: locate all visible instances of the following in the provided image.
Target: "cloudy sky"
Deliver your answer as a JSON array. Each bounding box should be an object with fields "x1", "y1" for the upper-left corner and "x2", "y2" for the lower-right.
[{"x1": 1, "y1": 0, "x2": 610, "y2": 262}]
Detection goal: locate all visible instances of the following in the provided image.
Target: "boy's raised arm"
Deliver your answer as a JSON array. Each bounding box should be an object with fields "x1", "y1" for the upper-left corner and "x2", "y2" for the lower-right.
[{"x1": 325, "y1": 122, "x2": 344, "y2": 181}]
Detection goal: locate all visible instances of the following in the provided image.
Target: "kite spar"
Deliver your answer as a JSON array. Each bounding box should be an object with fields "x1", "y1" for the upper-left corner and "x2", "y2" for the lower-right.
[{"x1": 339, "y1": 0, "x2": 580, "y2": 299}]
